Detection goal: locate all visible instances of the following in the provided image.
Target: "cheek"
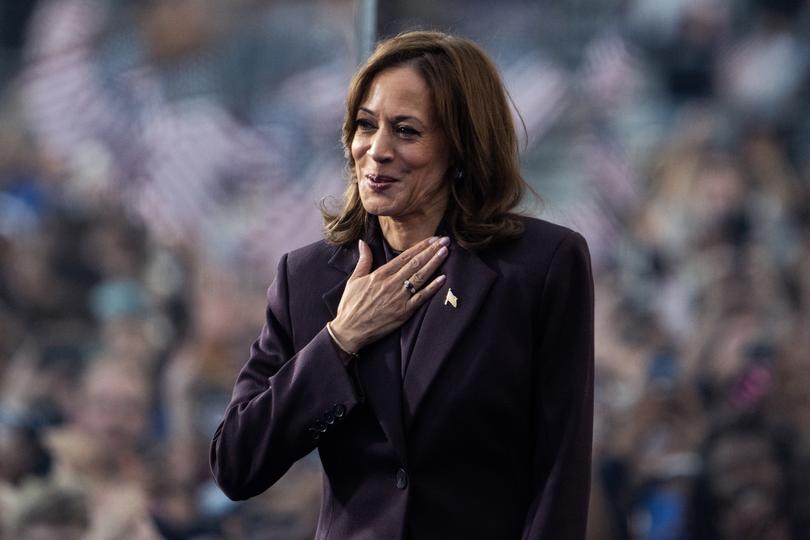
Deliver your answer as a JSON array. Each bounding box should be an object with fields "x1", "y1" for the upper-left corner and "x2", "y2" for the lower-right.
[
  {"x1": 412, "y1": 151, "x2": 449, "y2": 187},
  {"x1": 350, "y1": 135, "x2": 366, "y2": 163},
  {"x1": 413, "y1": 139, "x2": 449, "y2": 174}
]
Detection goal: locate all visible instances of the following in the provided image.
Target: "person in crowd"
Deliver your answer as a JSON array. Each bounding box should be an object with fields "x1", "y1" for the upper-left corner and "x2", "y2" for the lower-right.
[
  {"x1": 688, "y1": 416, "x2": 794, "y2": 540},
  {"x1": 210, "y1": 30, "x2": 595, "y2": 539},
  {"x1": 3, "y1": 483, "x2": 88, "y2": 540}
]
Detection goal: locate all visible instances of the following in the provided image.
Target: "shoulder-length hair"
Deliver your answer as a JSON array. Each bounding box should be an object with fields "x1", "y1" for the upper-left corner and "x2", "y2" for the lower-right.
[{"x1": 322, "y1": 31, "x2": 527, "y2": 250}]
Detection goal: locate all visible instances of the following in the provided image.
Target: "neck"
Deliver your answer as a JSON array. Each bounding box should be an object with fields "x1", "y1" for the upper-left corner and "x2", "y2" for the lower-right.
[{"x1": 379, "y1": 212, "x2": 444, "y2": 251}]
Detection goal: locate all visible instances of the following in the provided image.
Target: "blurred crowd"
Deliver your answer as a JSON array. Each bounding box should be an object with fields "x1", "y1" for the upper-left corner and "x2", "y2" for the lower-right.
[{"x1": 1, "y1": 0, "x2": 810, "y2": 539}]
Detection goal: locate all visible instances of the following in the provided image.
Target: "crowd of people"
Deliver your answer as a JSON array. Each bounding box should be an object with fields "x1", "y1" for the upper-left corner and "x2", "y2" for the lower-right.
[{"x1": 1, "y1": 0, "x2": 809, "y2": 538}]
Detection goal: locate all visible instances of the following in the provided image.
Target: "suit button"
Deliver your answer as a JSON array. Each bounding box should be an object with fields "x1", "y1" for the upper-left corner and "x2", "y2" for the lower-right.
[
  {"x1": 395, "y1": 468, "x2": 408, "y2": 489},
  {"x1": 324, "y1": 412, "x2": 336, "y2": 424},
  {"x1": 332, "y1": 404, "x2": 346, "y2": 418},
  {"x1": 314, "y1": 421, "x2": 327, "y2": 433}
]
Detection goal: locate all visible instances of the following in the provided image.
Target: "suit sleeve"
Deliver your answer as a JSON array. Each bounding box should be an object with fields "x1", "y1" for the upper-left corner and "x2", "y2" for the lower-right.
[
  {"x1": 523, "y1": 231, "x2": 594, "y2": 539},
  {"x1": 210, "y1": 253, "x2": 361, "y2": 501}
]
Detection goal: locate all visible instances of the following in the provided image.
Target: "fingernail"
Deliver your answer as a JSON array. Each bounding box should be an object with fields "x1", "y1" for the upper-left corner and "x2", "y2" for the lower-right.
[
  {"x1": 437, "y1": 274, "x2": 446, "y2": 283},
  {"x1": 439, "y1": 237, "x2": 450, "y2": 247},
  {"x1": 438, "y1": 246, "x2": 448, "y2": 257},
  {"x1": 427, "y1": 236, "x2": 438, "y2": 245}
]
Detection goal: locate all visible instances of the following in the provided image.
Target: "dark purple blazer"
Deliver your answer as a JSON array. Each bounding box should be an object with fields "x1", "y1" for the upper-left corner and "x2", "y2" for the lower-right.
[{"x1": 210, "y1": 216, "x2": 594, "y2": 539}]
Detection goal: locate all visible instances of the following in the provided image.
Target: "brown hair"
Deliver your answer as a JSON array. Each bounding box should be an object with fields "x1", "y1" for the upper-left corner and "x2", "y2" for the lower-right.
[{"x1": 321, "y1": 30, "x2": 527, "y2": 250}]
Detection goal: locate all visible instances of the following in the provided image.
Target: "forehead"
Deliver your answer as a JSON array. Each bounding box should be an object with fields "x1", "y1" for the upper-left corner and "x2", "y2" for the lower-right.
[{"x1": 361, "y1": 66, "x2": 432, "y2": 116}]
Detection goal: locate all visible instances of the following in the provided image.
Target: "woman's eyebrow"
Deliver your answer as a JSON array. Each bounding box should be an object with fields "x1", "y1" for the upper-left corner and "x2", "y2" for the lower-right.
[
  {"x1": 391, "y1": 115, "x2": 422, "y2": 124},
  {"x1": 358, "y1": 107, "x2": 424, "y2": 125}
]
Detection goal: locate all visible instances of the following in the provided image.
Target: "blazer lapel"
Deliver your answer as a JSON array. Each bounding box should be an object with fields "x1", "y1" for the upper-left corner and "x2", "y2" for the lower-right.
[
  {"x1": 403, "y1": 241, "x2": 497, "y2": 428},
  {"x1": 322, "y1": 243, "x2": 408, "y2": 463}
]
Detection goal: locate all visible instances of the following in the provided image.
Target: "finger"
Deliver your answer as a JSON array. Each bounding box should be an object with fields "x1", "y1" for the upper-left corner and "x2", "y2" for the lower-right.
[
  {"x1": 403, "y1": 243, "x2": 448, "y2": 288},
  {"x1": 408, "y1": 274, "x2": 446, "y2": 307},
  {"x1": 350, "y1": 239, "x2": 373, "y2": 278},
  {"x1": 380, "y1": 236, "x2": 441, "y2": 276},
  {"x1": 394, "y1": 236, "x2": 450, "y2": 282}
]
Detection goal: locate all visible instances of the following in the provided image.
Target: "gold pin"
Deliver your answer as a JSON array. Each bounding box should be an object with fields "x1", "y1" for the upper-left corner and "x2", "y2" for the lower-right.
[{"x1": 444, "y1": 288, "x2": 458, "y2": 308}]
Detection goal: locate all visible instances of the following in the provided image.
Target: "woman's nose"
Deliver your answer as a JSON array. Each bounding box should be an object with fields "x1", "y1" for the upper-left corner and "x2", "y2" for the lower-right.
[{"x1": 367, "y1": 129, "x2": 394, "y2": 162}]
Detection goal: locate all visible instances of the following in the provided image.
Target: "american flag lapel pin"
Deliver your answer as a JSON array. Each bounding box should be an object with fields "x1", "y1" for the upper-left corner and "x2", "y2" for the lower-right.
[{"x1": 444, "y1": 288, "x2": 458, "y2": 308}]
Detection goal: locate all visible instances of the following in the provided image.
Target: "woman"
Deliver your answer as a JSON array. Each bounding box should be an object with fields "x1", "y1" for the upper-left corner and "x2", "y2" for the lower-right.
[{"x1": 210, "y1": 31, "x2": 594, "y2": 539}]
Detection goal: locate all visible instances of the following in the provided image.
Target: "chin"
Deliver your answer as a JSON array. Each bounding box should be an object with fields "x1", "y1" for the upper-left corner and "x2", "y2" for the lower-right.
[
  {"x1": 362, "y1": 205, "x2": 395, "y2": 218},
  {"x1": 360, "y1": 195, "x2": 396, "y2": 217}
]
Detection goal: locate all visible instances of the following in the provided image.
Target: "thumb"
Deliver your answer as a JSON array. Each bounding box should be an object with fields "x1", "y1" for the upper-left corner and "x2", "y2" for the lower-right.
[{"x1": 351, "y1": 239, "x2": 372, "y2": 278}]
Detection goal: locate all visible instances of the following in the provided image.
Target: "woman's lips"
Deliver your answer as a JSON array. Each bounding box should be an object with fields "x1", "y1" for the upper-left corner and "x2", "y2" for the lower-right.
[
  {"x1": 366, "y1": 173, "x2": 398, "y2": 183},
  {"x1": 365, "y1": 174, "x2": 398, "y2": 192}
]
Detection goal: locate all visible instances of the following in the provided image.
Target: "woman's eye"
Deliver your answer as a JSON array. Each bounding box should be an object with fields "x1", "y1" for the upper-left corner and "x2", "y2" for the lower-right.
[
  {"x1": 396, "y1": 125, "x2": 419, "y2": 137},
  {"x1": 355, "y1": 118, "x2": 375, "y2": 131}
]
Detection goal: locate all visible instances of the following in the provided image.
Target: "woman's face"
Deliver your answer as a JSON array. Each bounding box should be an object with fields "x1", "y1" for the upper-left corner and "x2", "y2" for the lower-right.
[{"x1": 351, "y1": 66, "x2": 451, "y2": 224}]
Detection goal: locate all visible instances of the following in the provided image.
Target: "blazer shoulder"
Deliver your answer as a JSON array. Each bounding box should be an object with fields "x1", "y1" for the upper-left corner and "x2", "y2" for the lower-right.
[
  {"x1": 518, "y1": 215, "x2": 585, "y2": 245},
  {"x1": 479, "y1": 215, "x2": 590, "y2": 288},
  {"x1": 283, "y1": 238, "x2": 341, "y2": 274},
  {"x1": 503, "y1": 215, "x2": 590, "y2": 261}
]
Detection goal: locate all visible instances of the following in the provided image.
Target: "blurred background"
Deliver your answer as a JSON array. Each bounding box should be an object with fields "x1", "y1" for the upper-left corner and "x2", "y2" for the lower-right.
[{"x1": 1, "y1": 0, "x2": 810, "y2": 538}]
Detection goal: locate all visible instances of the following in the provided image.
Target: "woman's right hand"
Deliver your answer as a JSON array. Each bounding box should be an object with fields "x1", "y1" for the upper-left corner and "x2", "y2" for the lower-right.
[{"x1": 328, "y1": 236, "x2": 450, "y2": 354}]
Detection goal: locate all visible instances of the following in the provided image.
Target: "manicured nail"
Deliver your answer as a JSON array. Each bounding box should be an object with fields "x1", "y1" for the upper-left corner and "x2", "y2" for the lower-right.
[
  {"x1": 439, "y1": 236, "x2": 450, "y2": 246},
  {"x1": 438, "y1": 246, "x2": 448, "y2": 257},
  {"x1": 427, "y1": 236, "x2": 438, "y2": 245},
  {"x1": 437, "y1": 274, "x2": 446, "y2": 283}
]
